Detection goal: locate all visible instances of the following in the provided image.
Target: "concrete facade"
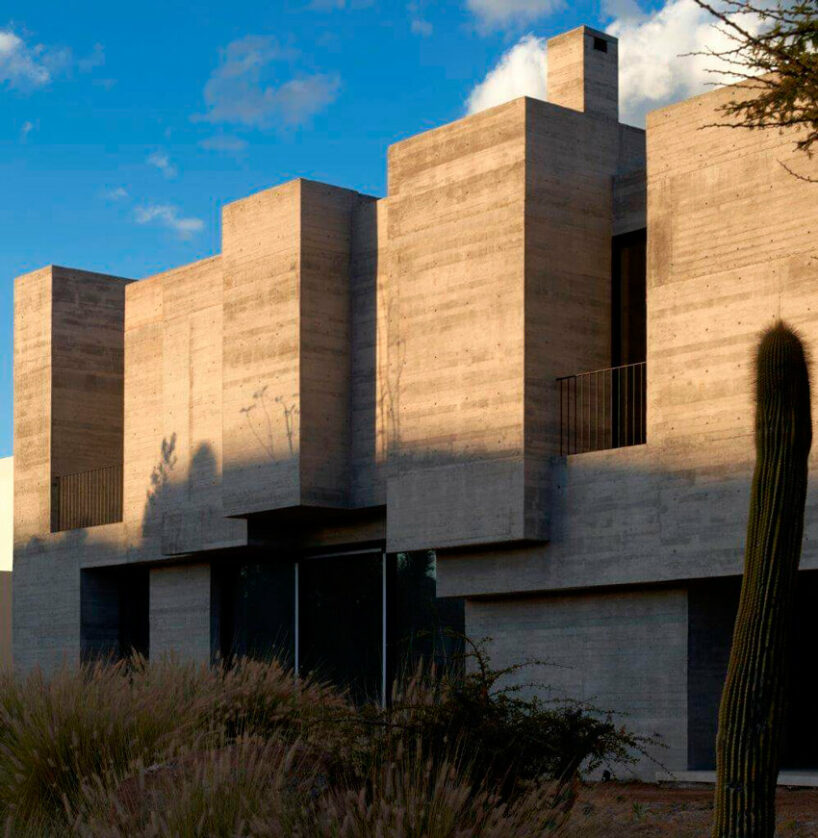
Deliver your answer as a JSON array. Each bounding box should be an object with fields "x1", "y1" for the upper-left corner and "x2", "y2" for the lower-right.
[{"x1": 11, "y1": 24, "x2": 818, "y2": 779}]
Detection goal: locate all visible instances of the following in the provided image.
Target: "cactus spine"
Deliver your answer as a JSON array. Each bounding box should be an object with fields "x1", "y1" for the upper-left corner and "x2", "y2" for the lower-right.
[{"x1": 712, "y1": 323, "x2": 812, "y2": 838}]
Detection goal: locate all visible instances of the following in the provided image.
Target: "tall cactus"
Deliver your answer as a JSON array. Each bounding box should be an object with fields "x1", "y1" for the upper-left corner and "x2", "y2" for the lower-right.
[{"x1": 712, "y1": 322, "x2": 812, "y2": 838}]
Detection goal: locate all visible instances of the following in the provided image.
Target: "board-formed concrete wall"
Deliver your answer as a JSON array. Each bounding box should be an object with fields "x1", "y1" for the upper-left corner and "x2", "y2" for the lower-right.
[
  {"x1": 123, "y1": 255, "x2": 246, "y2": 559},
  {"x1": 385, "y1": 30, "x2": 642, "y2": 551},
  {"x1": 384, "y1": 98, "x2": 530, "y2": 550},
  {"x1": 221, "y1": 179, "x2": 373, "y2": 516},
  {"x1": 13, "y1": 267, "x2": 132, "y2": 672},
  {"x1": 467, "y1": 587, "x2": 688, "y2": 778},
  {"x1": 149, "y1": 563, "x2": 211, "y2": 663},
  {"x1": 438, "y1": 81, "x2": 818, "y2": 601}
]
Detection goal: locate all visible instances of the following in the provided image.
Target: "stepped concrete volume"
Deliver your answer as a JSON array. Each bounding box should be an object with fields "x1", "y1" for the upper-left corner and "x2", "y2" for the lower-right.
[{"x1": 12, "y1": 25, "x2": 818, "y2": 778}]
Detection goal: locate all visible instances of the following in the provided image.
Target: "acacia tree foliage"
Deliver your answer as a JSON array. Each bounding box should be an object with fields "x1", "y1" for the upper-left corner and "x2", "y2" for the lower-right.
[{"x1": 692, "y1": 1, "x2": 817, "y2": 163}]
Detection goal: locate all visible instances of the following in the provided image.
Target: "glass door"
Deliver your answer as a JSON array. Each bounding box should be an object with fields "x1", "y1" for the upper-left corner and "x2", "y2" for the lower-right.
[{"x1": 296, "y1": 549, "x2": 385, "y2": 703}]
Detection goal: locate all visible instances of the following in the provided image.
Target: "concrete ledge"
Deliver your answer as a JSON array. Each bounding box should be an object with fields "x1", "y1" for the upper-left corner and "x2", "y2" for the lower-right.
[{"x1": 663, "y1": 771, "x2": 818, "y2": 789}]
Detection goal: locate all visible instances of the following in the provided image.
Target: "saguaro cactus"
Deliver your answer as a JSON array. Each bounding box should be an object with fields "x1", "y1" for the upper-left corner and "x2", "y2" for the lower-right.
[{"x1": 713, "y1": 323, "x2": 812, "y2": 838}]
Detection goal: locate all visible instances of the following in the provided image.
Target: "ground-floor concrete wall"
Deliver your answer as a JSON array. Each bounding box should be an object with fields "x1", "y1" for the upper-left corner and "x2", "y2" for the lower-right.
[
  {"x1": 466, "y1": 586, "x2": 688, "y2": 779},
  {"x1": 0, "y1": 572, "x2": 12, "y2": 670},
  {"x1": 149, "y1": 563, "x2": 211, "y2": 663},
  {"x1": 13, "y1": 544, "x2": 80, "y2": 673}
]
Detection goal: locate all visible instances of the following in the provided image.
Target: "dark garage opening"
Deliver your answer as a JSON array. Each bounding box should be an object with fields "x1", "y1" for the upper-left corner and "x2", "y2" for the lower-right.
[{"x1": 687, "y1": 572, "x2": 818, "y2": 771}]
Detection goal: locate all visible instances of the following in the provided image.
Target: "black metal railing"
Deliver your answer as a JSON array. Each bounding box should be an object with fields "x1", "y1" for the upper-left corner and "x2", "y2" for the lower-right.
[
  {"x1": 51, "y1": 464, "x2": 123, "y2": 532},
  {"x1": 557, "y1": 361, "x2": 646, "y2": 456}
]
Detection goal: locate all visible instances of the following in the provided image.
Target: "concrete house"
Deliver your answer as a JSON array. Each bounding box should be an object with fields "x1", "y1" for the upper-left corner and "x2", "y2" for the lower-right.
[{"x1": 12, "y1": 25, "x2": 818, "y2": 778}]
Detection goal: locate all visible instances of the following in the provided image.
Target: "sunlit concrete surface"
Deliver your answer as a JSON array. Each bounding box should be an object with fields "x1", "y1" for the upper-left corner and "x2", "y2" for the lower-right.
[{"x1": 11, "y1": 24, "x2": 818, "y2": 778}]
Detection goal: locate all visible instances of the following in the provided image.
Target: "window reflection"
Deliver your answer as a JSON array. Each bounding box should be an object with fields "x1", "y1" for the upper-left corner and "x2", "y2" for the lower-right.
[
  {"x1": 390, "y1": 551, "x2": 464, "y2": 679},
  {"x1": 216, "y1": 561, "x2": 294, "y2": 666},
  {"x1": 213, "y1": 548, "x2": 465, "y2": 704}
]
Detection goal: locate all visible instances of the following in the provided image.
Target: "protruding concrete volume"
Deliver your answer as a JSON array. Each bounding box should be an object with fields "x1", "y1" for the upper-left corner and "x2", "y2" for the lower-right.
[{"x1": 10, "y1": 24, "x2": 818, "y2": 781}]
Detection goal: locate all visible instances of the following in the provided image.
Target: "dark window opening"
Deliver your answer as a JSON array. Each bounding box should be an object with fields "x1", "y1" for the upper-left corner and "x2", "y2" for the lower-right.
[
  {"x1": 81, "y1": 565, "x2": 149, "y2": 662},
  {"x1": 593, "y1": 36, "x2": 608, "y2": 53},
  {"x1": 212, "y1": 560, "x2": 295, "y2": 667},
  {"x1": 388, "y1": 551, "x2": 465, "y2": 689},
  {"x1": 299, "y1": 551, "x2": 383, "y2": 703},
  {"x1": 611, "y1": 228, "x2": 646, "y2": 368}
]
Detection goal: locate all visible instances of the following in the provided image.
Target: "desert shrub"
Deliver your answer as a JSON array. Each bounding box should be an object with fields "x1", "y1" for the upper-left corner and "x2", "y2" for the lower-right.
[
  {"x1": 370, "y1": 639, "x2": 654, "y2": 800},
  {"x1": 76, "y1": 735, "x2": 319, "y2": 838},
  {"x1": 0, "y1": 655, "x2": 347, "y2": 833},
  {"x1": 0, "y1": 660, "x2": 169, "y2": 829},
  {"x1": 0, "y1": 642, "x2": 652, "y2": 835},
  {"x1": 280, "y1": 738, "x2": 576, "y2": 838},
  {"x1": 80, "y1": 735, "x2": 576, "y2": 838},
  {"x1": 192, "y1": 656, "x2": 349, "y2": 741}
]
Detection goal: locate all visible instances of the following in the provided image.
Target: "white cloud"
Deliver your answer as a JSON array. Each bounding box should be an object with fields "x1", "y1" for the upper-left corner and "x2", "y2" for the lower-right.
[
  {"x1": 0, "y1": 29, "x2": 68, "y2": 90},
  {"x1": 607, "y1": 0, "x2": 765, "y2": 126},
  {"x1": 19, "y1": 120, "x2": 34, "y2": 140},
  {"x1": 466, "y1": 34, "x2": 547, "y2": 114},
  {"x1": 466, "y1": 0, "x2": 563, "y2": 30},
  {"x1": 134, "y1": 204, "x2": 204, "y2": 239},
  {"x1": 409, "y1": 2, "x2": 433, "y2": 35},
  {"x1": 196, "y1": 35, "x2": 340, "y2": 129},
  {"x1": 103, "y1": 186, "x2": 128, "y2": 201},
  {"x1": 200, "y1": 134, "x2": 249, "y2": 152},
  {"x1": 147, "y1": 150, "x2": 178, "y2": 178},
  {"x1": 465, "y1": 1, "x2": 765, "y2": 126},
  {"x1": 0, "y1": 28, "x2": 102, "y2": 91}
]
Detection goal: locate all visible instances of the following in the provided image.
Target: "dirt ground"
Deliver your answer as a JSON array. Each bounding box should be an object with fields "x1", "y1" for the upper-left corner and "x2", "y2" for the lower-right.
[{"x1": 561, "y1": 782, "x2": 818, "y2": 837}]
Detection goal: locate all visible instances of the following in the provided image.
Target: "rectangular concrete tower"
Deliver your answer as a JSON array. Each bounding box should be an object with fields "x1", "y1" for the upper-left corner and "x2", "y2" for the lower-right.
[{"x1": 547, "y1": 25, "x2": 619, "y2": 120}]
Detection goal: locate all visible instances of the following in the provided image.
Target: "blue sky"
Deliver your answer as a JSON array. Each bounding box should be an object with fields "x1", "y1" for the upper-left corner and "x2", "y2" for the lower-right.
[{"x1": 1, "y1": 0, "x2": 731, "y2": 457}]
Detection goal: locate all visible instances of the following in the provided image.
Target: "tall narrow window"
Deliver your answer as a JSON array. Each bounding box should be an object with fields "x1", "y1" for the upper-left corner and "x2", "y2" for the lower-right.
[{"x1": 611, "y1": 228, "x2": 646, "y2": 367}]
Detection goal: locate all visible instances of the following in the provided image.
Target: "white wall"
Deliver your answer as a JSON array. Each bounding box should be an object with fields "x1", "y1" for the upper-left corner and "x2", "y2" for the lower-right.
[{"x1": 0, "y1": 458, "x2": 11, "y2": 572}]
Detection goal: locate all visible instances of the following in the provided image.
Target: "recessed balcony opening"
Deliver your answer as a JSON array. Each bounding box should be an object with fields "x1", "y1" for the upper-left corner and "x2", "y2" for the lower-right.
[
  {"x1": 558, "y1": 361, "x2": 646, "y2": 455},
  {"x1": 558, "y1": 228, "x2": 647, "y2": 456},
  {"x1": 51, "y1": 464, "x2": 124, "y2": 532}
]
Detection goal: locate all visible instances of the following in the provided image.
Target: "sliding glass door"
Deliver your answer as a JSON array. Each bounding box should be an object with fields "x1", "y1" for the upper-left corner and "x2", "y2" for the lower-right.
[
  {"x1": 215, "y1": 548, "x2": 464, "y2": 704},
  {"x1": 297, "y1": 549, "x2": 384, "y2": 703}
]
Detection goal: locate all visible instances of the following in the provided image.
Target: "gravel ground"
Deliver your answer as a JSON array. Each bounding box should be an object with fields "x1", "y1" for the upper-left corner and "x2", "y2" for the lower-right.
[{"x1": 561, "y1": 782, "x2": 818, "y2": 837}]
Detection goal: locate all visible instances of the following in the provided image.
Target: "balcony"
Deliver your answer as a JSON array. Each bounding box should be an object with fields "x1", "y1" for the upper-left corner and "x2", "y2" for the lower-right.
[
  {"x1": 51, "y1": 464, "x2": 123, "y2": 532},
  {"x1": 557, "y1": 361, "x2": 646, "y2": 456}
]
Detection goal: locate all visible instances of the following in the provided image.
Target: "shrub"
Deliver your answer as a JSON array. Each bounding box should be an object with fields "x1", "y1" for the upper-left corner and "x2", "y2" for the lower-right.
[
  {"x1": 0, "y1": 642, "x2": 652, "y2": 835},
  {"x1": 0, "y1": 655, "x2": 343, "y2": 833},
  {"x1": 372, "y1": 639, "x2": 655, "y2": 799},
  {"x1": 76, "y1": 736, "x2": 318, "y2": 837}
]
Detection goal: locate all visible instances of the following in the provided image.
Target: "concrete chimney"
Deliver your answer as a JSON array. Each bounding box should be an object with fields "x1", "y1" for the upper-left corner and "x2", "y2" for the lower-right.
[{"x1": 547, "y1": 26, "x2": 618, "y2": 121}]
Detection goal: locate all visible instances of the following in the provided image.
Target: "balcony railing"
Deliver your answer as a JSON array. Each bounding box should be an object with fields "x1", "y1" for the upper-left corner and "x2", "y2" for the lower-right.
[
  {"x1": 557, "y1": 361, "x2": 646, "y2": 456},
  {"x1": 51, "y1": 464, "x2": 123, "y2": 532}
]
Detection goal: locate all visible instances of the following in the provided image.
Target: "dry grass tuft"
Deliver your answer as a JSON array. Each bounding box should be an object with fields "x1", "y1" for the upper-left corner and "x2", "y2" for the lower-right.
[{"x1": 0, "y1": 651, "x2": 657, "y2": 835}]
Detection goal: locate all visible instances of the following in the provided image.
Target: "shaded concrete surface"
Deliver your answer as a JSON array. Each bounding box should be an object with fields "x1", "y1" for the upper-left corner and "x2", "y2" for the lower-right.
[{"x1": 9, "y1": 23, "x2": 818, "y2": 784}]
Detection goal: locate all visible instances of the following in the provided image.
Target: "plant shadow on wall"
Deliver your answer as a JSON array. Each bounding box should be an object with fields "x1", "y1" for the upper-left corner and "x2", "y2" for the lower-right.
[
  {"x1": 0, "y1": 640, "x2": 657, "y2": 836},
  {"x1": 139, "y1": 434, "x2": 239, "y2": 556},
  {"x1": 141, "y1": 432, "x2": 178, "y2": 531},
  {"x1": 240, "y1": 385, "x2": 298, "y2": 460}
]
